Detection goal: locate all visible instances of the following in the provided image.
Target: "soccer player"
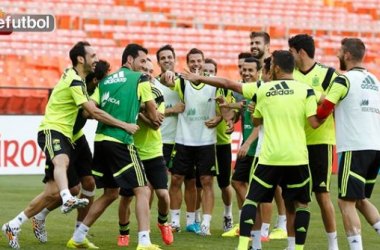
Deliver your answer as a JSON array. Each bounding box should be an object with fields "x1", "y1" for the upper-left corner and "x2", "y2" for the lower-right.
[
  {"x1": 200, "y1": 58, "x2": 235, "y2": 231},
  {"x1": 66, "y1": 44, "x2": 162, "y2": 250},
  {"x1": 31, "y1": 60, "x2": 111, "y2": 244},
  {"x1": 288, "y1": 33, "x2": 339, "y2": 250},
  {"x1": 239, "y1": 50, "x2": 319, "y2": 250},
  {"x1": 162, "y1": 48, "x2": 221, "y2": 236},
  {"x1": 117, "y1": 59, "x2": 173, "y2": 247},
  {"x1": 153, "y1": 45, "x2": 198, "y2": 234},
  {"x1": 2, "y1": 41, "x2": 134, "y2": 250},
  {"x1": 317, "y1": 38, "x2": 380, "y2": 250}
]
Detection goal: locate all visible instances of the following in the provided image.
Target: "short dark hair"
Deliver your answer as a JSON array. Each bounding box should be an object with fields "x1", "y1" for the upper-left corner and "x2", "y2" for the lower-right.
[
  {"x1": 288, "y1": 34, "x2": 315, "y2": 59},
  {"x1": 156, "y1": 44, "x2": 176, "y2": 61},
  {"x1": 341, "y1": 38, "x2": 366, "y2": 62},
  {"x1": 244, "y1": 57, "x2": 262, "y2": 71},
  {"x1": 121, "y1": 43, "x2": 148, "y2": 66},
  {"x1": 272, "y1": 50, "x2": 295, "y2": 74},
  {"x1": 238, "y1": 52, "x2": 252, "y2": 60},
  {"x1": 204, "y1": 58, "x2": 218, "y2": 73},
  {"x1": 85, "y1": 59, "x2": 111, "y2": 83},
  {"x1": 186, "y1": 48, "x2": 204, "y2": 63},
  {"x1": 263, "y1": 57, "x2": 271, "y2": 73},
  {"x1": 69, "y1": 41, "x2": 91, "y2": 67},
  {"x1": 250, "y1": 31, "x2": 270, "y2": 45}
]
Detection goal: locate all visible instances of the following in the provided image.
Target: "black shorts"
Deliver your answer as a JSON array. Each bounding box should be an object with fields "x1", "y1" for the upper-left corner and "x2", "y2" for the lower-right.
[
  {"x1": 67, "y1": 135, "x2": 93, "y2": 188},
  {"x1": 170, "y1": 144, "x2": 216, "y2": 177},
  {"x1": 195, "y1": 144, "x2": 232, "y2": 188},
  {"x1": 163, "y1": 143, "x2": 175, "y2": 168},
  {"x1": 38, "y1": 130, "x2": 73, "y2": 184},
  {"x1": 308, "y1": 144, "x2": 333, "y2": 192},
  {"x1": 338, "y1": 150, "x2": 380, "y2": 200},
  {"x1": 120, "y1": 156, "x2": 168, "y2": 197},
  {"x1": 232, "y1": 155, "x2": 255, "y2": 183},
  {"x1": 92, "y1": 141, "x2": 147, "y2": 190},
  {"x1": 246, "y1": 164, "x2": 311, "y2": 203}
]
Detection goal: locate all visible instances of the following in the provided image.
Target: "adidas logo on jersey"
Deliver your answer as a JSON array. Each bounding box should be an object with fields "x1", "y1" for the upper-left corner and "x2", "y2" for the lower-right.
[
  {"x1": 266, "y1": 82, "x2": 294, "y2": 97},
  {"x1": 104, "y1": 71, "x2": 127, "y2": 85},
  {"x1": 361, "y1": 76, "x2": 378, "y2": 91}
]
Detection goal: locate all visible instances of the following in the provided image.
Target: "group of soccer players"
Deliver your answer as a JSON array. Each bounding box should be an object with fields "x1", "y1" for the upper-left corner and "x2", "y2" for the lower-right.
[{"x1": 2, "y1": 30, "x2": 380, "y2": 250}]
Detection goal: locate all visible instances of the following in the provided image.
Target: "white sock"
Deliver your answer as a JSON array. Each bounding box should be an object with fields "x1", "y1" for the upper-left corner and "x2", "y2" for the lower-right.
[
  {"x1": 186, "y1": 212, "x2": 195, "y2": 226},
  {"x1": 261, "y1": 222, "x2": 270, "y2": 238},
  {"x1": 278, "y1": 215, "x2": 287, "y2": 231},
  {"x1": 73, "y1": 223, "x2": 89, "y2": 243},
  {"x1": 35, "y1": 208, "x2": 51, "y2": 220},
  {"x1": 60, "y1": 189, "x2": 73, "y2": 204},
  {"x1": 202, "y1": 214, "x2": 212, "y2": 227},
  {"x1": 9, "y1": 212, "x2": 28, "y2": 228},
  {"x1": 251, "y1": 230, "x2": 261, "y2": 249},
  {"x1": 347, "y1": 235, "x2": 362, "y2": 250},
  {"x1": 224, "y1": 205, "x2": 233, "y2": 217},
  {"x1": 195, "y1": 209, "x2": 202, "y2": 223},
  {"x1": 287, "y1": 236, "x2": 295, "y2": 250},
  {"x1": 239, "y1": 210, "x2": 242, "y2": 221},
  {"x1": 327, "y1": 231, "x2": 339, "y2": 250},
  {"x1": 372, "y1": 221, "x2": 380, "y2": 237},
  {"x1": 75, "y1": 221, "x2": 82, "y2": 230},
  {"x1": 170, "y1": 209, "x2": 180, "y2": 227},
  {"x1": 138, "y1": 231, "x2": 151, "y2": 246}
]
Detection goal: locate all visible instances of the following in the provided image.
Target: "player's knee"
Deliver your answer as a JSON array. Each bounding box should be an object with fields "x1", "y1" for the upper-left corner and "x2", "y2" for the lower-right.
[
  {"x1": 155, "y1": 189, "x2": 169, "y2": 201},
  {"x1": 70, "y1": 184, "x2": 81, "y2": 196},
  {"x1": 200, "y1": 175, "x2": 213, "y2": 188},
  {"x1": 81, "y1": 176, "x2": 96, "y2": 193}
]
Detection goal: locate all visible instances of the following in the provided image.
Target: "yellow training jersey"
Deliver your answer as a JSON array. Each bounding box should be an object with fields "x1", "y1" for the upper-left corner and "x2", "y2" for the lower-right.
[
  {"x1": 253, "y1": 80, "x2": 317, "y2": 166},
  {"x1": 294, "y1": 63, "x2": 339, "y2": 145},
  {"x1": 39, "y1": 67, "x2": 89, "y2": 139}
]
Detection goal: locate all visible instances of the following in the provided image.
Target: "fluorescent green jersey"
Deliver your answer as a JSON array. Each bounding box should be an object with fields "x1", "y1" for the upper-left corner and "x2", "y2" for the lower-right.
[
  {"x1": 134, "y1": 85, "x2": 165, "y2": 160},
  {"x1": 216, "y1": 88, "x2": 235, "y2": 145},
  {"x1": 294, "y1": 63, "x2": 339, "y2": 145},
  {"x1": 253, "y1": 80, "x2": 317, "y2": 166},
  {"x1": 39, "y1": 67, "x2": 89, "y2": 139}
]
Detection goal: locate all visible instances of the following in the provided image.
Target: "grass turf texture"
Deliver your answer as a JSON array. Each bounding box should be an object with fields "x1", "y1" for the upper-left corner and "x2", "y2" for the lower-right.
[{"x1": 0, "y1": 175, "x2": 379, "y2": 249}]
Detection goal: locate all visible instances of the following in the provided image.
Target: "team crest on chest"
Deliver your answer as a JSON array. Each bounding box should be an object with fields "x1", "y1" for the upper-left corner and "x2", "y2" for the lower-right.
[{"x1": 312, "y1": 76, "x2": 319, "y2": 87}]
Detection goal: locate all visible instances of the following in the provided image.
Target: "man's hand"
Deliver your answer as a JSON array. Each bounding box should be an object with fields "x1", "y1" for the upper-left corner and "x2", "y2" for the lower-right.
[
  {"x1": 205, "y1": 116, "x2": 222, "y2": 128},
  {"x1": 172, "y1": 101, "x2": 185, "y2": 114},
  {"x1": 181, "y1": 68, "x2": 201, "y2": 83},
  {"x1": 237, "y1": 142, "x2": 250, "y2": 159},
  {"x1": 160, "y1": 70, "x2": 176, "y2": 86},
  {"x1": 123, "y1": 123, "x2": 140, "y2": 135},
  {"x1": 225, "y1": 119, "x2": 234, "y2": 134},
  {"x1": 248, "y1": 101, "x2": 255, "y2": 113}
]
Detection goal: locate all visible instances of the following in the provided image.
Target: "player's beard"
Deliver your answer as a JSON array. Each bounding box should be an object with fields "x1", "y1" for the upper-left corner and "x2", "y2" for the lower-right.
[
  {"x1": 339, "y1": 57, "x2": 347, "y2": 71},
  {"x1": 84, "y1": 58, "x2": 95, "y2": 74},
  {"x1": 252, "y1": 49, "x2": 265, "y2": 61}
]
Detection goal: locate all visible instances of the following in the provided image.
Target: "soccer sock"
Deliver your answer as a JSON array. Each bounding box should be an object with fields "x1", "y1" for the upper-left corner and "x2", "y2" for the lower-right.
[
  {"x1": 278, "y1": 215, "x2": 287, "y2": 231},
  {"x1": 327, "y1": 231, "x2": 339, "y2": 250},
  {"x1": 186, "y1": 212, "x2": 195, "y2": 226},
  {"x1": 347, "y1": 235, "x2": 363, "y2": 250},
  {"x1": 239, "y1": 200, "x2": 257, "y2": 237},
  {"x1": 73, "y1": 223, "x2": 89, "y2": 243},
  {"x1": 287, "y1": 237, "x2": 296, "y2": 250},
  {"x1": 261, "y1": 222, "x2": 270, "y2": 238},
  {"x1": 158, "y1": 212, "x2": 168, "y2": 225},
  {"x1": 372, "y1": 220, "x2": 380, "y2": 237},
  {"x1": 138, "y1": 231, "x2": 151, "y2": 246},
  {"x1": 237, "y1": 236, "x2": 250, "y2": 250},
  {"x1": 60, "y1": 189, "x2": 73, "y2": 204},
  {"x1": 294, "y1": 207, "x2": 310, "y2": 247},
  {"x1": 119, "y1": 222, "x2": 130, "y2": 236},
  {"x1": 202, "y1": 214, "x2": 212, "y2": 227},
  {"x1": 35, "y1": 208, "x2": 51, "y2": 220},
  {"x1": 75, "y1": 221, "x2": 82, "y2": 231},
  {"x1": 170, "y1": 209, "x2": 180, "y2": 227},
  {"x1": 251, "y1": 230, "x2": 261, "y2": 250},
  {"x1": 195, "y1": 208, "x2": 202, "y2": 223},
  {"x1": 224, "y1": 205, "x2": 233, "y2": 217},
  {"x1": 9, "y1": 212, "x2": 28, "y2": 228}
]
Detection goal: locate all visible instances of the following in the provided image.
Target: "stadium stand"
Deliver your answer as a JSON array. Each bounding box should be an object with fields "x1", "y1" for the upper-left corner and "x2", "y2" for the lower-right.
[{"x1": 1, "y1": 0, "x2": 380, "y2": 114}]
